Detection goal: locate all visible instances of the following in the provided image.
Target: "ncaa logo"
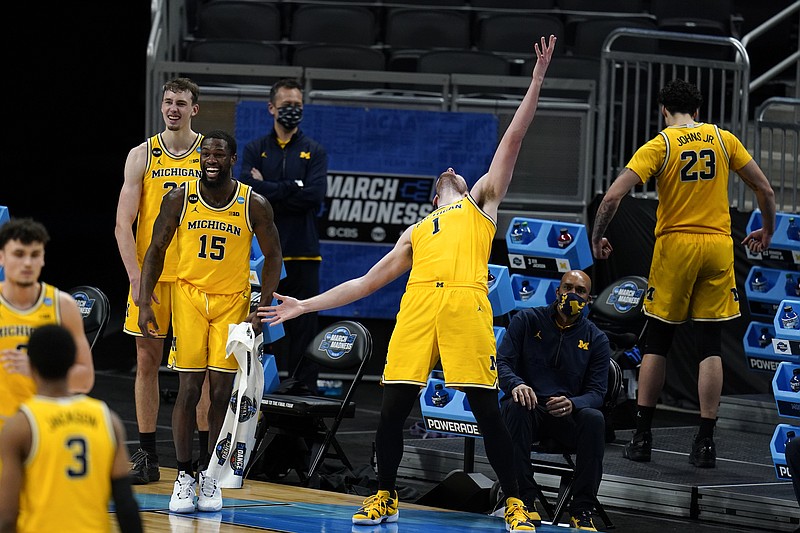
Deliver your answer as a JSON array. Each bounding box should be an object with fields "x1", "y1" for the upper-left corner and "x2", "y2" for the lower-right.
[
  {"x1": 71, "y1": 292, "x2": 96, "y2": 319},
  {"x1": 215, "y1": 433, "x2": 232, "y2": 464},
  {"x1": 371, "y1": 227, "x2": 387, "y2": 242},
  {"x1": 319, "y1": 326, "x2": 357, "y2": 360},
  {"x1": 606, "y1": 281, "x2": 644, "y2": 313},
  {"x1": 229, "y1": 393, "x2": 257, "y2": 421}
]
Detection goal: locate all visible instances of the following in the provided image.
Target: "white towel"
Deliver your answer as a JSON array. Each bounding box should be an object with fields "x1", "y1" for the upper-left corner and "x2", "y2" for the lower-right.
[{"x1": 206, "y1": 322, "x2": 265, "y2": 488}]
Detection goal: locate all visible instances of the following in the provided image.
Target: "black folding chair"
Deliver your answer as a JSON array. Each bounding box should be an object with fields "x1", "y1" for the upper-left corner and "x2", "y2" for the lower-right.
[
  {"x1": 245, "y1": 320, "x2": 373, "y2": 483},
  {"x1": 69, "y1": 286, "x2": 111, "y2": 350}
]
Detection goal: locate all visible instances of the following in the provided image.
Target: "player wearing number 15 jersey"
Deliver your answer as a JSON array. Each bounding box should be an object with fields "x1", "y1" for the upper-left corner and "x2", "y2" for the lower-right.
[
  {"x1": 139, "y1": 130, "x2": 281, "y2": 514},
  {"x1": 591, "y1": 79, "x2": 775, "y2": 469}
]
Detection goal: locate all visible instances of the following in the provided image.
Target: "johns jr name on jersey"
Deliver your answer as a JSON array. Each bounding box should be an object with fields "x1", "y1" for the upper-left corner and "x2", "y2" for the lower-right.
[{"x1": 676, "y1": 131, "x2": 716, "y2": 147}]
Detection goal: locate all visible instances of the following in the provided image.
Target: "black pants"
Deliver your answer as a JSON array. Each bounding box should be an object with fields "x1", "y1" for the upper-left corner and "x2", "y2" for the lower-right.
[
  {"x1": 501, "y1": 399, "x2": 605, "y2": 514},
  {"x1": 269, "y1": 260, "x2": 320, "y2": 393}
]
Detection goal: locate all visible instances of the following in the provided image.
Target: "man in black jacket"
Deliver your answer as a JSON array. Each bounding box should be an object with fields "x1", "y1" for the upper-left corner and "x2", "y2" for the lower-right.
[
  {"x1": 238, "y1": 78, "x2": 329, "y2": 392},
  {"x1": 497, "y1": 269, "x2": 610, "y2": 531}
]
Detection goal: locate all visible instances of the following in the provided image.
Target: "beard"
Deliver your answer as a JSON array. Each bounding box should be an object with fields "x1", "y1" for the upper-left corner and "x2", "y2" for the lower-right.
[{"x1": 200, "y1": 174, "x2": 226, "y2": 189}]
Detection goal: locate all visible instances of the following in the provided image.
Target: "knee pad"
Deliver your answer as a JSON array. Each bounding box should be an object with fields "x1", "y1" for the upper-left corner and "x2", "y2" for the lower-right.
[
  {"x1": 695, "y1": 321, "x2": 722, "y2": 360},
  {"x1": 643, "y1": 318, "x2": 676, "y2": 357}
]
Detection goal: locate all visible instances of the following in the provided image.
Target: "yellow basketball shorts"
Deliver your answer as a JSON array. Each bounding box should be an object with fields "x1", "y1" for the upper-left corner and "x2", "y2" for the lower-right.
[
  {"x1": 383, "y1": 284, "x2": 498, "y2": 389},
  {"x1": 124, "y1": 281, "x2": 173, "y2": 338},
  {"x1": 167, "y1": 278, "x2": 249, "y2": 373},
  {"x1": 645, "y1": 232, "x2": 740, "y2": 323}
]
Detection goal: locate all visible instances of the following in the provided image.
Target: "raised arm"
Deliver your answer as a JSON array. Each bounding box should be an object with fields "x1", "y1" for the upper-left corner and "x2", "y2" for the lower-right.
[
  {"x1": 137, "y1": 187, "x2": 183, "y2": 336},
  {"x1": 249, "y1": 193, "x2": 283, "y2": 332},
  {"x1": 591, "y1": 169, "x2": 642, "y2": 259},
  {"x1": 738, "y1": 160, "x2": 776, "y2": 253},
  {"x1": 260, "y1": 226, "x2": 415, "y2": 325},
  {"x1": 114, "y1": 142, "x2": 147, "y2": 305},
  {"x1": 471, "y1": 34, "x2": 557, "y2": 219}
]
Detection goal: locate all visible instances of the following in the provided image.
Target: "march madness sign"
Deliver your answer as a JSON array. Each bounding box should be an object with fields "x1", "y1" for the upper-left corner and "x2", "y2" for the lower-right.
[{"x1": 319, "y1": 171, "x2": 435, "y2": 245}]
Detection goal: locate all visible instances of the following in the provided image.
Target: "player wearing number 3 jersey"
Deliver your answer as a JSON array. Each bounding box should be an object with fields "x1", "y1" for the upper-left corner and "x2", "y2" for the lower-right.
[{"x1": 591, "y1": 79, "x2": 775, "y2": 470}]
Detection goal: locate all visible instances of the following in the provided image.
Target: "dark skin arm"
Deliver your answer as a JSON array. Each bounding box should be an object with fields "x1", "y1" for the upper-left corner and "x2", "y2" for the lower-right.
[
  {"x1": 0, "y1": 411, "x2": 31, "y2": 531},
  {"x1": 138, "y1": 186, "x2": 183, "y2": 337},
  {"x1": 248, "y1": 192, "x2": 282, "y2": 334}
]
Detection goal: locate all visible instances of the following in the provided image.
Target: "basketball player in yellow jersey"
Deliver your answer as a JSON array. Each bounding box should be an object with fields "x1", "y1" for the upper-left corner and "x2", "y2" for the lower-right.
[
  {"x1": 592, "y1": 79, "x2": 776, "y2": 468},
  {"x1": 139, "y1": 130, "x2": 282, "y2": 514},
  {"x1": 0, "y1": 325, "x2": 142, "y2": 533},
  {"x1": 115, "y1": 77, "x2": 207, "y2": 484},
  {"x1": 0, "y1": 218, "x2": 94, "y2": 435},
  {"x1": 261, "y1": 36, "x2": 557, "y2": 532}
]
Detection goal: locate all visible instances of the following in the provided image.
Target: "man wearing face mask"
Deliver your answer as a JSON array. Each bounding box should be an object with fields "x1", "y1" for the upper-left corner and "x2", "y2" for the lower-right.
[
  {"x1": 238, "y1": 78, "x2": 329, "y2": 393},
  {"x1": 497, "y1": 269, "x2": 610, "y2": 531}
]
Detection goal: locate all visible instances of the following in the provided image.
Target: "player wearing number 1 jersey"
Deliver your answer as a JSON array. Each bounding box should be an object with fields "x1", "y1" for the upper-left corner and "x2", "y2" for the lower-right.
[
  {"x1": 260, "y1": 36, "x2": 557, "y2": 531},
  {"x1": 591, "y1": 79, "x2": 775, "y2": 469}
]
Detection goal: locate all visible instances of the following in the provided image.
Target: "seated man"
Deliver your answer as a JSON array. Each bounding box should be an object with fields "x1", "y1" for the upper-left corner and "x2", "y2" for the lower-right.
[{"x1": 497, "y1": 269, "x2": 610, "y2": 531}]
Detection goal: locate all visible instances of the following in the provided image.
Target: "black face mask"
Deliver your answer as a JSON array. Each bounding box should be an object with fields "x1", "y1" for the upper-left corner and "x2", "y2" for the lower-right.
[
  {"x1": 557, "y1": 291, "x2": 586, "y2": 318},
  {"x1": 276, "y1": 104, "x2": 303, "y2": 130}
]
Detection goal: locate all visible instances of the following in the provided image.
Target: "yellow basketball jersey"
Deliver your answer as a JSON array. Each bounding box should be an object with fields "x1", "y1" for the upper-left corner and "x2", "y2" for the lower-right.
[
  {"x1": 17, "y1": 395, "x2": 115, "y2": 533},
  {"x1": 626, "y1": 123, "x2": 752, "y2": 237},
  {"x1": 0, "y1": 282, "x2": 60, "y2": 432},
  {"x1": 137, "y1": 132, "x2": 204, "y2": 281},
  {"x1": 176, "y1": 180, "x2": 254, "y2": 294},
  {"x1": 408, "y1": 195, "x2": 496, "y2": 288}
]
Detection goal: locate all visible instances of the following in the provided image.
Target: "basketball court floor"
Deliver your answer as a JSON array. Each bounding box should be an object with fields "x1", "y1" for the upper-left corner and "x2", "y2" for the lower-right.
[{"x1": 93, "y1": 368, "x2": 796, "y2": 533}]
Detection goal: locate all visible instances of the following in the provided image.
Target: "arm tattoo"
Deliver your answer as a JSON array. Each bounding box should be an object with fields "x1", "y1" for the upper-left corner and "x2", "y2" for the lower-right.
[{"x1": 592, "y1": 203, "x2": 614, "y2": 242}]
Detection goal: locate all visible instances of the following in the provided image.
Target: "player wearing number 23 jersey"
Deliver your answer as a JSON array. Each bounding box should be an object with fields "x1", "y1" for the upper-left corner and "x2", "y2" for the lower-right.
[
  {"x1": 626, "y1": 122, "x2": 752, "y2": 238},
  {"x1": 626, "y1": 122, "x2": 753, "y2": 322}
]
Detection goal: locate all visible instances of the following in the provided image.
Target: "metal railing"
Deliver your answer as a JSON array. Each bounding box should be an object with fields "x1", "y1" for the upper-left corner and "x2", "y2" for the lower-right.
[{"x1": 753, "y1": 97, "x2": 800, "y2": 214}]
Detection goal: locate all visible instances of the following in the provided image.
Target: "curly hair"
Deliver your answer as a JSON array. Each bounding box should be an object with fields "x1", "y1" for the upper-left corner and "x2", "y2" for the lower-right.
[
  {"x1": 658, "y1": 79, "x2": 703, "y2": 116},
  {"x1": 0, "y1": 217, "x2": 50, "y2": 249}
]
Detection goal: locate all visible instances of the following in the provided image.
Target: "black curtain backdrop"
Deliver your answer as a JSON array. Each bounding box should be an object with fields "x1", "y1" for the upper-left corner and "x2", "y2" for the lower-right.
[{"x1": 586, "y1": 193, "x2": 783, "y2": 409}]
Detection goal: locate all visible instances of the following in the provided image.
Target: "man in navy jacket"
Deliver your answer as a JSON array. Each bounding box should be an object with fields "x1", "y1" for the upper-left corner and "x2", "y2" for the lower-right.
[
  {"x1": 497, "y1": 269, "x2": 610, "y2": 531},
  {"x1": 238, "y1": 78, "x2": 329, "y2": 393}
]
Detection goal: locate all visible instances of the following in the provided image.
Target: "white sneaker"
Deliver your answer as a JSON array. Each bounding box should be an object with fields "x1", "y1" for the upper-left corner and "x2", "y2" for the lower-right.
[
  {"x1": 197, "y1": 470, "x2": 223, "y2": 512},
  {"x1": 169, "y1": 471, "x2": 197, "y2": 513}
]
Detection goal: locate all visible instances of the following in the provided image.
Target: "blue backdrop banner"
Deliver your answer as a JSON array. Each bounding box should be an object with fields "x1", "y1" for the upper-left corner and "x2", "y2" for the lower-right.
[{"x1": 235, "y1": 103, "x2": 498, "y2": 318}]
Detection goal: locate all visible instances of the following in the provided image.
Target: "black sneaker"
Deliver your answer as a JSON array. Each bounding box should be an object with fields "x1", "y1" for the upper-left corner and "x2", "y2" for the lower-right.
[
  {"x1": 689, "y1": 435, "x2": 716, "y2": 468},
  {"x1": 129, "y1": 448, "x2": 160, "y2": 484},
  {"x1": 570, "y1": 510, "x2": 598, "y2": 531},
  {"x1": 622, "y1": 430, "x2": 652, "y2": 462}
]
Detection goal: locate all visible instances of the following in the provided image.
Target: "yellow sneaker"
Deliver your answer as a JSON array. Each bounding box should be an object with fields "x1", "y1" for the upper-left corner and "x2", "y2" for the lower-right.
[
  {"x1": 570, "y1": 510, "x2": 598, "y2": 531},
  {"x1": 352, "y1": 490, "x2": 399, "y2": 525},
  {"x1": 504, "y1": 497, "x2": 536, "y2": 531}
]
